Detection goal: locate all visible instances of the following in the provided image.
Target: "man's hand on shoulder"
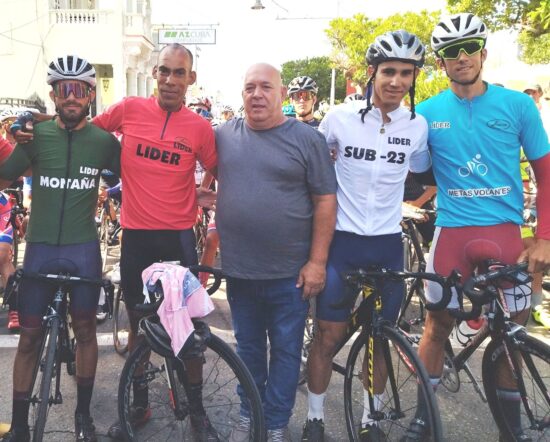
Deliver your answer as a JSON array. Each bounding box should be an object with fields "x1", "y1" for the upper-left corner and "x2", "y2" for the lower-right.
[
  {"x1": 518, "y1": 238, "x2": 550, "y2": 273},
  {"x1": 296, "y1": 260, "x2": 326, "y2": 299}
]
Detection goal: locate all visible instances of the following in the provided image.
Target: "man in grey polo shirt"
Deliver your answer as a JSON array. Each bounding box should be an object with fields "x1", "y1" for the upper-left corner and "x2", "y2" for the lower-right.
[{"x1": 216, "y1": 63, "x2": 337, "y2": 441}]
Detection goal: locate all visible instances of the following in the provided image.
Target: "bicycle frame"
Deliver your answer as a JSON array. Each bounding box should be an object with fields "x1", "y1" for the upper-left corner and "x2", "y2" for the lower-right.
[{"x1": 29, "y1": 286, "x2": 72, "y2": 409}]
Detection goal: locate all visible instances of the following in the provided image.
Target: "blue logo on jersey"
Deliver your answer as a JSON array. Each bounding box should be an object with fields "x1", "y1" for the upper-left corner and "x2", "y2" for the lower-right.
[{"x1": 487, "y1": 119, "x2": 510, "y2": 130}]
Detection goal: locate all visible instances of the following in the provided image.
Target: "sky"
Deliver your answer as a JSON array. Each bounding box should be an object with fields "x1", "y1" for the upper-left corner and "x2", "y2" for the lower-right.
[{"x1": 150, "y1": 0, "x2": 446, "y2": 107}]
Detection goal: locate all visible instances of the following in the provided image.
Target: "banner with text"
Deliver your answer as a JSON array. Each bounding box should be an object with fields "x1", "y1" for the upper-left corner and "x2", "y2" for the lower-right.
[{"x1": 159, "y1": 29, "x2": 216, "y2": 45}]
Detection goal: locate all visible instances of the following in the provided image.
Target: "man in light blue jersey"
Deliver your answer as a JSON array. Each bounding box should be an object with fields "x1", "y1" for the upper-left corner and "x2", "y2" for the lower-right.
[{"x1": 409, "y1": 13, "x2": 550, "y2": 442}]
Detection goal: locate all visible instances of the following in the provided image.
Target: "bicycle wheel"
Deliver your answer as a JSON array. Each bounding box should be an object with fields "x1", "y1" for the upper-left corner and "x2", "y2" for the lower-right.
[
  {"x1": 344, "y1": 324, "x2": 442, "y2": 441},
  {"x1": 118, "y1": 335, "x2": 265, "y2": 441},
  {"x1": 113, "y1": 287, "x2": 129, "y2": 355},
  {"x1": 483, "y1": 332, "x2": 550, "y2": 441},
  {"x1": 397, "y1": 279, "x2": 426, "y2": 336},
  {"x1": 31, "y1": 317, "x2": 60, "y2": 442}
]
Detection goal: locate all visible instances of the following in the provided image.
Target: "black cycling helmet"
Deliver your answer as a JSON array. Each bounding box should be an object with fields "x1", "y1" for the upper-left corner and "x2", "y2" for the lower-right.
[
  {"x1": 361, "y1": 30, "x2": 425, "y2": 122},
  {"x1": 47, "y1": 55, "x2": 96, "y2": 87},
  {"x1": 288, "y1": 76, "x2": 319, "y2": 95}
]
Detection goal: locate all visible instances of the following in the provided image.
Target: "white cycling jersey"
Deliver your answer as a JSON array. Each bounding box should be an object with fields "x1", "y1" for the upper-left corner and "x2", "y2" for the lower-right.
[{"x1": 319, "y1": 101, "x2": 431, "y2": 236}]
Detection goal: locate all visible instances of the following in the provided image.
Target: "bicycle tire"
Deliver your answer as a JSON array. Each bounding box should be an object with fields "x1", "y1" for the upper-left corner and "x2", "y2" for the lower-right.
[
  {"x1": 118, "y1": 335, "x2": 265, "y2": 441},
  {"x1": 113, "y1": 287, "x2": 129, "y2": 355},
  {"x1": 11, "y1": 229, "x2": 19, "y2": 267},
  {"x1": 100, "y1": 215, "x2": 109, "y2": 272},
  {"x1": 344, "y1": 324, "x2": 442, "y2": 441},
  {"x1": 482, "y1": 332, "x2": 550, "y2": 441},
  {"x1": 32, "y1": 317, "x2": 60, "y2": 442}
]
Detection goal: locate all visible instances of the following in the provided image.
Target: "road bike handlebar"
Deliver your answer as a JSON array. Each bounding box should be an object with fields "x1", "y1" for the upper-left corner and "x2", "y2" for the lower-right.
[
  {"x1": 343, "y1": 267, "x2": 461, "y2": 312},
  {"x1": 449, "y1": 262, "x2": 531, "y2": 321},
  {"x1": 8, "y1": 268, "x2": 116, "y2": 318},
  {"x1": 133, "y1": 265, "x2": 224, "y2": 314}
]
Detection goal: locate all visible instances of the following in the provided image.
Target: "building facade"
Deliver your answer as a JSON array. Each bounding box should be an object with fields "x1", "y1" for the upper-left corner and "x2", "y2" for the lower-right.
[{"x1": 0, "y1": 0, "x2": 155, "y2": 115}]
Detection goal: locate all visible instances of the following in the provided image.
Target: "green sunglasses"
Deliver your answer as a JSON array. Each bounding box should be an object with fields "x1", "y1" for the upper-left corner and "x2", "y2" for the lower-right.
[{"x1": 438, "y1": 39, "x2": 485, "y2": 60}]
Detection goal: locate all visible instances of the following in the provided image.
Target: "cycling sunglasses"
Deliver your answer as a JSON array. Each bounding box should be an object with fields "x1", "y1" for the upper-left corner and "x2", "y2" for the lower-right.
[
  {"x1": 290, "y1": 91, "x2": 314, "y2": 101},
  {"x1": 437, "y1": 39, "x2": 485, "y2": 60},
  {"x1": 52, "y1": 81, "x2": 91, "y2": 99}
]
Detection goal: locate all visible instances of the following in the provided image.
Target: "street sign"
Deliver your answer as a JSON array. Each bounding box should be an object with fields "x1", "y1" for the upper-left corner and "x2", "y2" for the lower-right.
[{"x1": 159, "y1": 29, "x2": 216, "y2": 45}]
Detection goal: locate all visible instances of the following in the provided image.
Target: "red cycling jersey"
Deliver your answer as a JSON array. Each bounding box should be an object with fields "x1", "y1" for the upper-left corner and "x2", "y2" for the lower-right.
[
  {"x1": 0, "y1": 138, "x2": 14, "y2": 163},
  {"x1": 93, "y1": 96, "x2": 217, "y2": 230}
]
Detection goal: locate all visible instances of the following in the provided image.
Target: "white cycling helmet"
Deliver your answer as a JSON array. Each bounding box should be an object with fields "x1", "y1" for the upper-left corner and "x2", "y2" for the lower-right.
[
  {"x1": 0, "y1": 108, "x2": 21, "y2": 122},
  {"x1": 366, "y1": 30, "x2": 425, "y2": 68},
  {"x1": 344, "y1": 93, "x2": 365, "y2": 103},
  {"x1": 431, "y1": 13, "x2": 488, "y2": 53},
  {"x1": 47, "y1": 55, "x2": 96, "y2": 87},
  {"x1": 288, "y1": 76, "x2": 319, "y2": 95}
]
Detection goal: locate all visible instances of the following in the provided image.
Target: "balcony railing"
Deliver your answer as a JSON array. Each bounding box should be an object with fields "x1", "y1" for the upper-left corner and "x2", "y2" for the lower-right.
[{"x1": 49, "y1": 9, "x2": 111, "y2": 25}]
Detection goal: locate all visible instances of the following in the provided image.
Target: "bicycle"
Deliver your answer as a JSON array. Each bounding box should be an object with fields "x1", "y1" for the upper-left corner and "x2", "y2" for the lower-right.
[
  {"x1": 117, "y1": 264, "x2": 266, "y2": 441},
  {"x1": 112, "y1": 282, "x2": 130, "y2": 355},
  {"x1": 96, "y1": 194, "x2": 120, "y2": 272},
  {"x1": 3, "y1": 187, "x2": 27, "y2": 267},
  {"x1": 194, "y1": 206, "x2": 210, "y2": 256},
  {"x1": 6, "y1": 267, "x2": 114, "y2": 442},
  {"x1": 438, "y1": 261, "x2": 550, "y2": 441},
  {"x1": 398, "y1": 204, "x2": 432, "y2": 336},
  {"x1": 333, "y1": 266, "x2": 459, "y2": 441}
]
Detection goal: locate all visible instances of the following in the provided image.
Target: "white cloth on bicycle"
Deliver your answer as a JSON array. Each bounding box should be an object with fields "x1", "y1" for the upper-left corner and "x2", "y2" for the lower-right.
[{"x1": 142, "y1": 263, "x2": 214, "y2": 356}]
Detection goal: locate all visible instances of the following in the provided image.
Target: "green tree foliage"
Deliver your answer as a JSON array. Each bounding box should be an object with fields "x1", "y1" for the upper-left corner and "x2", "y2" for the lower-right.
[
  {"x1": 280, "y1": 56, "x2": 346, "y2": 103},
  {"x1": 448, "y1": 0, "x2": 550, "y2": 64},
  {"x1": 325, "y1": 11, "x2": 449, "y2": 103}
]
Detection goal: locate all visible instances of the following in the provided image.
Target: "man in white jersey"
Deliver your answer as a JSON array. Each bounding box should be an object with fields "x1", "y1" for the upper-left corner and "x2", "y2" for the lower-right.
[{"x1": 301, "y1": 30, "x2": 432, "y2": 442}]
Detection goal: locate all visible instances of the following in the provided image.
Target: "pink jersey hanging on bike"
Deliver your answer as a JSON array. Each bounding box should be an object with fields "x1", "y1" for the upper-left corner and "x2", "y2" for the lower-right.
[{"x1": 142, "y1": 263, "x2": 214, "y2": 357}]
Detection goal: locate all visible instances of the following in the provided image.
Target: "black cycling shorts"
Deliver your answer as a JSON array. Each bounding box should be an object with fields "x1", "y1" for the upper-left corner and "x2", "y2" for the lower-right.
[
  {"x1": 120, "y1": 229, "x2": 197, "y2": 309},
  {"x1": 19, "y1": 240, "x2": 102, "y2": 328}
]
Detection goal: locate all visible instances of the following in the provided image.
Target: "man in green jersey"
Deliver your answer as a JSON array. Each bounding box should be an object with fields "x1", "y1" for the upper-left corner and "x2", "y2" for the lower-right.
[{"x1": 0, "y1": 55, "x2": 120, "y2": 442}]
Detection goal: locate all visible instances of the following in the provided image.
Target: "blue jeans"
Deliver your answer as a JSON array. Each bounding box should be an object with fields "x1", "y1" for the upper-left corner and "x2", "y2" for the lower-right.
[{"x1": 226, "y1": 276, "x2": 309, "y2": 430}]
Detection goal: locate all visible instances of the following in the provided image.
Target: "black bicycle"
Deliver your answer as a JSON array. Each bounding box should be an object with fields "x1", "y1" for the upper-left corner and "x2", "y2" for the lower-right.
[
  {"x1": 440, "y1": 261, "x2": 550, "y2": 441},
  {"x1": 335, "y1": 266, "x2": 460, "y2": 441},
  {"x1": 117, "y1": 264, "x2": 265, "y2": 441},
  {"x1": 6, "y1": 267, "x2": 114, "y2": 442},
  {"x1": 398, "y1": 206, "x2": 432, "y2": 336}
]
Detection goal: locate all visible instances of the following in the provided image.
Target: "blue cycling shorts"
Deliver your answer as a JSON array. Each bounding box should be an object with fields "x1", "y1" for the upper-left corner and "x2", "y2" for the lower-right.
[
  {"x1": 316, "y1": 230, "x2": 404, "y2": 323},
  {"x1": 18, "y1": 240, "x2": 102, "y2": 328}
]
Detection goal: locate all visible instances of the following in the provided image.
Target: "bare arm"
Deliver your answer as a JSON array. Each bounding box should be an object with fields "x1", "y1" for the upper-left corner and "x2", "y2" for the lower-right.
[{"x1": 296, "y1": 193, "x2": 337, "y2": 299}]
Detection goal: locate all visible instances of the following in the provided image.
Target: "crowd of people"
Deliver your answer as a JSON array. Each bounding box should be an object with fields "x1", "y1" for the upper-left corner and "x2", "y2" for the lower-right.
[{"x1": 0, "y1": 10, "x2": 549, "y2": 442}]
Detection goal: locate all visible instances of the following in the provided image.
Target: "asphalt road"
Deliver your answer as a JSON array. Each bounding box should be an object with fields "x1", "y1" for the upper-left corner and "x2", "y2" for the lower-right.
[{"x1": 0, "y1": 243, "x2": 548, "y2": 441}]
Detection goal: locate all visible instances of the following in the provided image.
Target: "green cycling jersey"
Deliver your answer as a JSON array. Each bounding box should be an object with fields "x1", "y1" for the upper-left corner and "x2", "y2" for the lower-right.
[{"x1": 0, "y1": 119, "x2": 121, "y2": 245}]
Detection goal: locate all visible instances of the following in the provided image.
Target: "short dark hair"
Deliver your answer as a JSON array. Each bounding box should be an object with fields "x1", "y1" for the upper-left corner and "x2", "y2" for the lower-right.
[{"x1": 158, "y1": 43, "x2": 194, "y2": 68}]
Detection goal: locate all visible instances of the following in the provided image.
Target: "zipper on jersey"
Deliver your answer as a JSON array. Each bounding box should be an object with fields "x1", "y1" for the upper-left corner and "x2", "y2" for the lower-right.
[
  {"x1": 57, "y1": 130, "x2": 73, "y2": 245},
  {"x1": 160, "y1": 111, "x2": 172, "y2": 140}
]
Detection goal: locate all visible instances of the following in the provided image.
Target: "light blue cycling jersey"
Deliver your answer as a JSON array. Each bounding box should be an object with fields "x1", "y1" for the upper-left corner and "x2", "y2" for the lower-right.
[{"x1": 417, "y1": 83, "x2": 550, "y2": 227}]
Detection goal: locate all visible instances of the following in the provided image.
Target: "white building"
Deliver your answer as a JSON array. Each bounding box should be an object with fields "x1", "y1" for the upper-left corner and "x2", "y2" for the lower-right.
[{"x1": 0, "y1": 0, "x2": 155, "y2": 115}]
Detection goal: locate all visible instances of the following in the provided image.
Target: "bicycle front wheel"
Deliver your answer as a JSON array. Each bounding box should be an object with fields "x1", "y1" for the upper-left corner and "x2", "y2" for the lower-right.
[
  {"x1": 344, "y1": 324, "x2": 442, "y2": 441},
  {"x1": 483, "y1": 332, "x2": 550, "y2": 441},
  {"x1": 31, "y1": 317, "x2": 60, "y2": 442},
  {"x1": 118, "y1": 334, "x2": 265, "y2": 441},
  {"x1": 113, "y1": 287, "x2": 129, "y2": 355}
]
